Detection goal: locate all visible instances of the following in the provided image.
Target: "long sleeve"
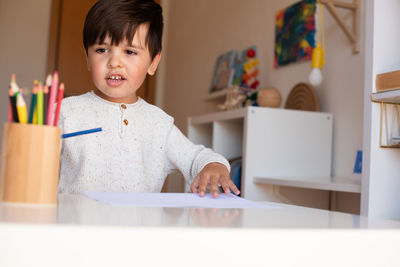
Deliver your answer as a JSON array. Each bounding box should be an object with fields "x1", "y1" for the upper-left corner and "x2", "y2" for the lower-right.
[
  {"x1": 58, "y1": 91, "x2": 229, "y2": 194},
  {"x1": 165, "y1": 124, "x2": 230, "y2": 183}
]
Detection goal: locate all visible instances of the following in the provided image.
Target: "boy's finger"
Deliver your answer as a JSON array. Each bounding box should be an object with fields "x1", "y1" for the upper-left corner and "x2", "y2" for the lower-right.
[
  {"x1": 190, "y1": 182, "x2": 197, "y2": 193},
  {"x1": 219, "y1": 177, "x2": 231, "y2": 194},
  {"x1": 198, "y1": 175, "x2": 209, "y2": 197},
  {"x1": 210, "y1": 176, "x2": 219, "y2": 198},
  {"x1": 229, "y1": 180, "x2": 240, "y2": 195}
]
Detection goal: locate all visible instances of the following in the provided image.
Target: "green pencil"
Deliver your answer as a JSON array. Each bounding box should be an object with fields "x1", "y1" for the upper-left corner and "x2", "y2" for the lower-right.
[{"x1": 37, "y1": 83, "x2": 44, "y2": 125}]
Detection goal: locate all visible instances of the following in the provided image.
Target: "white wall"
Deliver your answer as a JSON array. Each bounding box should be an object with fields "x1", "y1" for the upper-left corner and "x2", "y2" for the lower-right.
[
  {"x1": 160, "y1": 0, "x2": 365, "y2": 202},
  {"x1": 0, "y1": 0, "x2": 52, "y2": 141},
  {"x1": 362, "y1": 0, "x2": 400, "y2": 219}
]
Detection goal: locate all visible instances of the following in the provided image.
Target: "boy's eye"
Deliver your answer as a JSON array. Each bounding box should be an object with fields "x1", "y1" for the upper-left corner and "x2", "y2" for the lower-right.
[
  {"x1": 125, "y1": 50, "x2": 137, "y2": 55},
  {"x1": 95, "y1": 48, "x2": 107, "y2": 54}
]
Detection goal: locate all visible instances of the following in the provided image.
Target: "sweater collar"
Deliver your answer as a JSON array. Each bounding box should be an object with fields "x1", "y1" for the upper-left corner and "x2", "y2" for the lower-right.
[{"x1": 88, "y1": 91, "x2": 143, "y2": 109}]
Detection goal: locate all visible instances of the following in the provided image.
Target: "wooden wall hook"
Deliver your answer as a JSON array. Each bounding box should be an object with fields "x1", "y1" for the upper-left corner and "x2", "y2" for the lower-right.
[{"x1": 319, "y1": 0, "x2": 360, "y2": 54}]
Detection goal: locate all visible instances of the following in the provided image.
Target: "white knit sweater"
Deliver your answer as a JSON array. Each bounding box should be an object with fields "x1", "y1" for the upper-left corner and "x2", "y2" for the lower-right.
[{"x1": 58, "y1": 91, "x2": 229, "y2": 194}]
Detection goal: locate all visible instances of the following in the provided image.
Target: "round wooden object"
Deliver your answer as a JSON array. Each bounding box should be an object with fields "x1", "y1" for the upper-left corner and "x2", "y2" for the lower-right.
[
  {"x1": 257, "y1": 88, "x2": 281, "y2": 108},
  {"x1": 284, "y1": 83, "x2": 320, "y2": 111}
]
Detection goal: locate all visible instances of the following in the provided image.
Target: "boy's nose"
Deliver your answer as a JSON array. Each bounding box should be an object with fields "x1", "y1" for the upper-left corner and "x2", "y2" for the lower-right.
[{"x1": 108, "y1": 55, "x2": 122, "y2": 68}]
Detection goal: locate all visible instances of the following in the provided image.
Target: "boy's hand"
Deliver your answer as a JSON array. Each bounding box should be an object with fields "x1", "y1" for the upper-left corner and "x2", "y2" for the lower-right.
[{"x1": 190, "y1": 162, "x2": 240, "y2": 198}]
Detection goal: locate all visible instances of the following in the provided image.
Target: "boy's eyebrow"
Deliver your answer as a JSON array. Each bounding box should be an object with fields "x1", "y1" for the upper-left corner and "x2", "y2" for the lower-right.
[
  {"x1": 94, "y1": 42, "x2": 144, "y2": 50},
  {"x1": 127, "y1": 44, "x2": 144, "y2": 50}
]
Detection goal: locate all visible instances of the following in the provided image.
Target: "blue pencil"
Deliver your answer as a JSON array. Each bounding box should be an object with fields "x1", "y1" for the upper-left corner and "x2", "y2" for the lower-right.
[{"x1": 62, "y1": 127, "x2": 102, "y2": 139}]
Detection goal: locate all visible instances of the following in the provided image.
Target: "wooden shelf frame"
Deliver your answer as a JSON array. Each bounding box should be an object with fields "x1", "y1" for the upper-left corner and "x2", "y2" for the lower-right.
[
  {"x1": 371, "y1": 89, "x2": 400, "y2": 148},
  {"x1": 319, "y1": 0, "x2": 360, "y2": 54}
]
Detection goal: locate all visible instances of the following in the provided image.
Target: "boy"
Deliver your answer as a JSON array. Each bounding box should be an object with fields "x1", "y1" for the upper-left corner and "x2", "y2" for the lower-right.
[{"x1": 58, "y1": 0, "x2": 240, "y2": 198}]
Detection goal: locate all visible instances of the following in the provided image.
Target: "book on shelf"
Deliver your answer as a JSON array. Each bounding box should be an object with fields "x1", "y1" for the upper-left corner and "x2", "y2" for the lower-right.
[{"x1": 210, "y1": 51, "x2": 237, "y2": 93}]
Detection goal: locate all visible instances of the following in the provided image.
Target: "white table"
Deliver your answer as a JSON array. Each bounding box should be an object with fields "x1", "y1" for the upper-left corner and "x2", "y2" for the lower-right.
[{"x1": 1, "y1": 194, "x2": 400, "y2": 267}]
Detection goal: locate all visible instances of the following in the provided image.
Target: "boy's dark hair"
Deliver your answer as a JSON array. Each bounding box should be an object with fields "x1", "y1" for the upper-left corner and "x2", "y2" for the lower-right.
[{"x1": 83, "y1": 0, "x2": 163, "y2": 60}]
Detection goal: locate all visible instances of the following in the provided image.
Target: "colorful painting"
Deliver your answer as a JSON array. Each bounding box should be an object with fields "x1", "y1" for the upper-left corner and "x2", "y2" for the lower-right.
[{"x1": 274, "y1": 0, "x2": 316, "y2": 68}]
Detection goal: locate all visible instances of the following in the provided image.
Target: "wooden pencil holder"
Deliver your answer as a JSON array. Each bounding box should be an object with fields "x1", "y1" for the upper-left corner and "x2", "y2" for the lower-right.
[{"x1": 0, "y1": 123, "x2": 61, "y2": 204}]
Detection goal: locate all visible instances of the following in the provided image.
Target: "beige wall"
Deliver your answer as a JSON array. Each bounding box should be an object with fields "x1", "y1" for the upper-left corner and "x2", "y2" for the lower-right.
[
  {"x1": 0, "y1": 0, "x2": 52, "y2": 129},
  {"x1": 160, "y1": 0, "x2": 364, "y2": 211},
  {"x1": 0, "y1": 0, "x2": 364, "y2": 212}
]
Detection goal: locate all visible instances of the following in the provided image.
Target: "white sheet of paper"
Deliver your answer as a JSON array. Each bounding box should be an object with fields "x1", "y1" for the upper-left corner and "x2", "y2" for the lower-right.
[{"x1": 84, "y1": 192, "x2": 276, "y2": 209}]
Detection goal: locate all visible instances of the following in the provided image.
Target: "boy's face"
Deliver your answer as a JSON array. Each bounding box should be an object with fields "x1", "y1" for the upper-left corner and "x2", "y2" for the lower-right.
[{"x1": 86, "y1": 24, "x2": 161, "y2": 104}]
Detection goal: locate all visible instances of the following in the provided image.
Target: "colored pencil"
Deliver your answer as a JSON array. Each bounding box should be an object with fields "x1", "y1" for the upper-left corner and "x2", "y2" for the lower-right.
[
  {"x1": 53, "y1": 82, "x2": 64, "y2": 126},
  {"x1": 33, "y1": 107, "x2": 38, "y2": 124},
  {"x1": 16, "y1": 93, "x2": 28, "y2": 124},
  {"x1": 47, "y1": 71, "x2": 58, "y2": 125},
  {"x1": 8, "y1": 88, "x2": 18, "y2": 123},
  {"x1": 28, "y1": 81, "x2": 38, "y2": 124},
  {"x1": 10, "y1": 75, "x2": 21, "y2": 119},
  {"x1": 43, "y1": 74, "x2": 51, "y2": 123},
  {"x1": 10, "y1": 74, "x2": 19, "y2": 95},
  {"x1": 37, "y1": 83, "x2": 44, "y2": 125},
  {"x1": 7, "y1": 95, "x2": 14, "y2": 122},
  {"x1": 8, "y1": 99, "x2": 13, "y2": 122},
  {"x1": 62, "y1": 128, "x2": 102, "y2": 139}
]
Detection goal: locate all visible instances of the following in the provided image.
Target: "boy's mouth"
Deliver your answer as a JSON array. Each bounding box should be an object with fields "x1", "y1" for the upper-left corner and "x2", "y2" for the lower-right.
[{"x1": 106, "y1": 74, "x2": 126, "y2": 87}]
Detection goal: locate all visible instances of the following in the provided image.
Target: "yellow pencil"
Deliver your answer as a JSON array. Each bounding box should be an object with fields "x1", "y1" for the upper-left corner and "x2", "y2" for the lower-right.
[
  {"x1": 16, "y1": 93, "x2": 28, "y2": 124},
  {"x1": 33, "y1": 108, "x2": 38, "y2": 124}
]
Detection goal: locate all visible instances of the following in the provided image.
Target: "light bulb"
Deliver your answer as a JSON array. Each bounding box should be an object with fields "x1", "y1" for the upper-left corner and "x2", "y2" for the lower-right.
[
  {"x1": 309, "y1": 42, "x2": 324, "y2": 86},
  {"x1": 309, "y1": 68, "x2": 323, "y2": 86}
]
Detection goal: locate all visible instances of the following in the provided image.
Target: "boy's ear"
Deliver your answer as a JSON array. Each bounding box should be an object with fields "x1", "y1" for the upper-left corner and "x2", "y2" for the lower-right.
[{"x1": 147, "y1": 53, "x2": 162, "y2": 76}]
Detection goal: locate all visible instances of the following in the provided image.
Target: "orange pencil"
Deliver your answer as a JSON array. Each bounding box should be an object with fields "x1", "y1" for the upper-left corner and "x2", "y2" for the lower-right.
[{"x1": 53, "y1": 82, "x2": 64, "y2": 126}]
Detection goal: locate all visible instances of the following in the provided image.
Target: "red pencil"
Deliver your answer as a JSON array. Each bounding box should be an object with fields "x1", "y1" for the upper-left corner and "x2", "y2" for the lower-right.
[
  {"x1": 53, "y1": 82, "x2": 64, "y2": 126},
  {"x1": 8, "y1": 98, "x2": 13, "y2": 122}
]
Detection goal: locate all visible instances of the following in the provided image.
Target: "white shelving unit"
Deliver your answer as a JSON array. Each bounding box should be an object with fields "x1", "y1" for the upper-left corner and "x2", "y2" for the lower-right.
[
  {"x1": 188, "y1": 107, "x2": 335, "y2": 201},
  {"x1": 361, "y1": 0, "x2": 400, "y2": 219}
]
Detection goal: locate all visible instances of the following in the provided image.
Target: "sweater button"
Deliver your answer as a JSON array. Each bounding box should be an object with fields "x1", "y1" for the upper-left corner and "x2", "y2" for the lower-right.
[
  {"x1": 121, "y1": 104, "x2": 127, "y2": 109},
  {"x1": 123, "y1": 119, "x2": 128, "y2": 125}
]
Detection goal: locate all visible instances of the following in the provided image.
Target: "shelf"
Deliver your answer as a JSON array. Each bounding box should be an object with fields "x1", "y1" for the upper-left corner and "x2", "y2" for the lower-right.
[
  {"x1": 371, "y1": 89, "x2": 400, "y2": 104},
  {"x1": 204, "y1": 89, "x2": 230, "y2": 101},
  {"x1": 189, "y1": 107, "x2": 246, "y2": 125},
  {"x1": 254, "y1": 176, "x2": 361, "y2": 193},
  {"x1": 204, "y1": 87, "x2": 258, "y2": 101}
]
